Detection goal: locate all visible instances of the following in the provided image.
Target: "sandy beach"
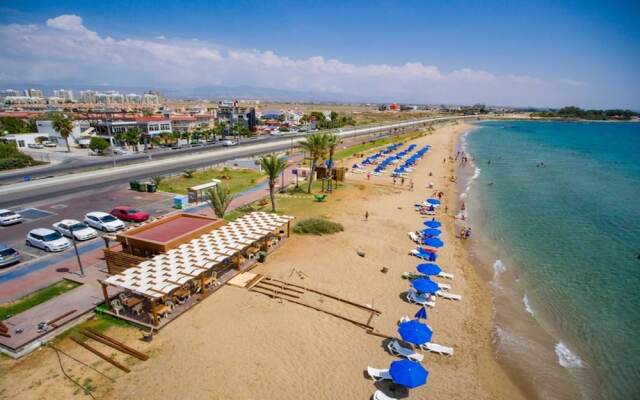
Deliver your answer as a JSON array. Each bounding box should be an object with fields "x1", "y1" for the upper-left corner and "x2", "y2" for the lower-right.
[{"x1": 0, "y1": 122, "x2": 527, "y2": 400}]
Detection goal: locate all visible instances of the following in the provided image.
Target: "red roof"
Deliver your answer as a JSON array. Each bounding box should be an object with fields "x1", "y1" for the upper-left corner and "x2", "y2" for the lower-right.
[
  {"x1": 134, "y1": 116, "x2": 169, "y2": 123},
  {"x1": 0, "y1": 112, "x2": 40, "y2": 119},
  {"x1": 130, "y1": 216, "x2": 215, "y2": 243},
  {"x1": 170, "y1": 115, "x2": 196, "y2": 122}
]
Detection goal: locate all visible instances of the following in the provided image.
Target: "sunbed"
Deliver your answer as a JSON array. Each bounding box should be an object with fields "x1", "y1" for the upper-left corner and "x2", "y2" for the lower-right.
[
  {"x1": 436, "y1": 290, "x2": 462, "y2": 301},
  {"x1": 387, "y1": 340, "x2": 424, "y2": 362},
  {"x1": 421, "y1": 342, "x2": 455, "y2": 356},
  {"x1": 373, "y1": 390, "x2": 398, "y2": 400},
  {"x1": 406, "y1": 289, "x2": 436, "y2": 308},
  {"x1": 367, "y1": 366, "x2": 391, "y2": 381}
]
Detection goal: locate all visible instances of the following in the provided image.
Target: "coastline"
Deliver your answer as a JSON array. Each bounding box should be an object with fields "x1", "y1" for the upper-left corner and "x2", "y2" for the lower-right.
[{"x1": 0, "y1": 122, "x2": 529, "y2": 400}]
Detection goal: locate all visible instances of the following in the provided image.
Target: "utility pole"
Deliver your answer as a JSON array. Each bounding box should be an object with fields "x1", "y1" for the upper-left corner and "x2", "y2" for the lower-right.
[{"x1": 69, "y1": 225, "x2": 85, "y2": 277}]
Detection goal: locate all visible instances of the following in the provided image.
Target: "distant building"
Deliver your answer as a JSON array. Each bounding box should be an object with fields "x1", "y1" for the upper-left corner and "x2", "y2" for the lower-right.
[
  {"x1": 216, "y1": 101, "x2": 256, "y2": 130},
  {"x1": 36, "y1": 119, "x2": 90, "y2": 144},
  {"x1": 0, "y1": 89, "x2": 20, "y2": 98},
  {"x1": 79, "y1": 90, "x2": 97, "y2": 103},
  {"x1": 388, "y1": 103, "x2": 400, "y2": 111},
  {"x1": 170, "y1": 115, "x2": 198, "y2": 133},
  {"x1": 53, "y1": 89, "x2": 74, "y2": 101},
  {"x1": 134, "y1": 116, "x2": 171, "y2": 136},
  {"x1": 24, "y1": 88, "x2": 44, "y2": 98}
]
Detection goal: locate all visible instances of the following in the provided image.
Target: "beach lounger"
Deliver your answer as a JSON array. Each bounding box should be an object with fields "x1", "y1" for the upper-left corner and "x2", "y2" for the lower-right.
[
  {"x1": 406, "y1": 290, "x2": 436, "y2": 308},
  {"x1": 367, "y1": 366, "x2": 392, "y2": 381},
  {"x1": 437, "y1": 272, "x2": 454, "y2": 280},
  {"x1": 373, "y1": 390, "x2": 398, "y2": 400},
  {"x1": 421, "y1": 342, "x2": 455, "y2": 356},
  {"x1": 408, "y1": 232, "x2": 421, "y2": 244},
  {"x1": 436, "y1": 290, "x2": 462, "y2": 301},
  {"x1": 409, "y1": 249, "x2": 437, "y2": 261},
  {"x1": 387, "y1": 340, "x2": 425, "y2": 362}
]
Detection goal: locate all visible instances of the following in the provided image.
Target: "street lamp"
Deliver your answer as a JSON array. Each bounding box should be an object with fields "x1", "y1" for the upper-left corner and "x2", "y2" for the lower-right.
[{"x1": 68, "y1": 225, "x2": 85, "y2": 277}]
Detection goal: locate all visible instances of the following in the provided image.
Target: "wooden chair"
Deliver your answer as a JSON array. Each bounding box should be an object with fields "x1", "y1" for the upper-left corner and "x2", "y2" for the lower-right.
[{"x1": 110, "y1": 299, "x2": 124, "y2": 316}]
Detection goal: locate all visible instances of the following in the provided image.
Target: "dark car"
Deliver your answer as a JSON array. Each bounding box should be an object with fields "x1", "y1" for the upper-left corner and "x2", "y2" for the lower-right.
[
  {"x1": 110, "y1": 206, "x2": 150, "y2": 222},
  {"x1": 0, "y1": 243, "x2": 21, "y2": 268}
]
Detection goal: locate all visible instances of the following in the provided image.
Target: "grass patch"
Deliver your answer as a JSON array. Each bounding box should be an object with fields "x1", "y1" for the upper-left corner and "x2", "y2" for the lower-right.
[
  {"x1": 157, "y1": 167, "x2": 266, "y2": 195},
  {"x1": 53, "y1": 313, "x2": 132, "y2": 344},
  {"x1": 0, "y1": 280, "x2": 81, "y2": 320},
  {"x1": 334, "y1": 130, "x2": 427, "y2": 160},
  {"x1": 292, "y1": 217, "x2": 344, "y2": 235}
]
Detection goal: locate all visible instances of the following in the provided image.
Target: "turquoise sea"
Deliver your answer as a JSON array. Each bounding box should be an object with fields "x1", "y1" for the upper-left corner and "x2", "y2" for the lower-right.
[{"x1": 462, "y1": 120, "x2": 640, "y2": 400}]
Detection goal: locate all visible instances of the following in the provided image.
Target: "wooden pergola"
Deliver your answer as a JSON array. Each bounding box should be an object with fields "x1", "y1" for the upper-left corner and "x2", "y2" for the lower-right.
[{"x1": 100, "y1": 212, "x2": 295, "y2": 326}]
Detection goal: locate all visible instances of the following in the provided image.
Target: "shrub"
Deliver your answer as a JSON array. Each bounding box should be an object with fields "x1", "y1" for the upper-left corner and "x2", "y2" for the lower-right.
[
  {"x1": 182, "y1": 169, "x2": 196, "y2": 178},
  {"x1": 151, "y1": 175, "x2": 164, "y2": 186},
  {"x1": 89, "y1": 137, "x2": 109, "y2": 154},
  {"x1": 292, "y1": 218, "x2": 344, "y2": 235}
]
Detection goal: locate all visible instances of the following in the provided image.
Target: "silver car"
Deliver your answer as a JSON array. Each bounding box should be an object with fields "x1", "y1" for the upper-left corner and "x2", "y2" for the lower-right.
[
  {"x1": 0, "y1": 244, "x2": 21, "y2": 268},
  {"x1": 0, "y1": 209, "x2": 23, "y2": 226}
]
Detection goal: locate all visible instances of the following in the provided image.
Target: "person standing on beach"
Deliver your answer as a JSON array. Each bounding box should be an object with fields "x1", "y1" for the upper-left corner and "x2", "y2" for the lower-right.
[
  {"x1": 443, "y1": 158, "x2": 446, "y2": 164},
  {"x1": 401, "y1": 177, "x2": 405, "y2": 186},
  {"x1": 365, "y1": 211, "x2": 369, "y2": 221},
  {"x1": 393, "y1": 177, "x2": 397, "y2": 185},
  {"x1": 367, "y1": 172, "x2": 371, "y2": 180},
  {"x1": 409, "y1": 179, "x2": 414, "y2": 190}
]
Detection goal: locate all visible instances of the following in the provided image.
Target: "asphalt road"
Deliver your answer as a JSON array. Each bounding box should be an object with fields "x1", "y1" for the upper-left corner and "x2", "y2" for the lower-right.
[{"x1": 0, "y1": 115, "x2": 474, "y2": 208}]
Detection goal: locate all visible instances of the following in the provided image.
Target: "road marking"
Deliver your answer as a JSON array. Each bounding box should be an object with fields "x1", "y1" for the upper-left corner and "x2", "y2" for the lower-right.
[
  {"x1": 18, "y1": 250, "x2": 40, "y2": 258},
  {"x1": 50, "y1": 204, "x2": 68, "y2": 209}
]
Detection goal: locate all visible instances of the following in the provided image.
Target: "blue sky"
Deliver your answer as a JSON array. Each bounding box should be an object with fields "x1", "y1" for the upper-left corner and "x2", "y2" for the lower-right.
[{"x1": 1, "y1": 0, "x2": 638, "y2": 108}]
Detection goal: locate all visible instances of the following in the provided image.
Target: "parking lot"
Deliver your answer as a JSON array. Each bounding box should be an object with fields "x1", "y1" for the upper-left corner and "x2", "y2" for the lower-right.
[{"x1": 0, "y1": 183, "x2": 176, "y2": 267}]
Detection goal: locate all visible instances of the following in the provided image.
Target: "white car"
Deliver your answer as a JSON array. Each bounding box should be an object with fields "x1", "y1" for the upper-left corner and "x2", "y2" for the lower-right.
[
  {"x1": 42, "y1": 141, "x2": 57, "y2": 147},
  {"x1": 221, "y1": 140, "x2": 237, "y2": 146},
  {"x1": 53, "y1": 219, "x2": 98, "y2": 241},
  {"x1": 84, "y1": 212, "x2": 125, "y2": 232},
  {"x1": 26, "y1": 228, "x2": 71, "y2": 252},
  {"x1": 0, "y1": 209, "x2": 23, "y2": 226}
]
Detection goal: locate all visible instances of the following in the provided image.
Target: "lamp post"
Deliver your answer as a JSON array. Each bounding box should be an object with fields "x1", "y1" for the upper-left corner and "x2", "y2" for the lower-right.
[{"x1": 68, "y1": 225, "x2": 85, "y2": 277}]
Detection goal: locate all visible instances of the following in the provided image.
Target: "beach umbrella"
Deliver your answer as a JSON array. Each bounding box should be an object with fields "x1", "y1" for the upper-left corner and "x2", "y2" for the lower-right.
[
  {"x1": 421, "y1": 228, "x2": 442, "y2": 237},
  {"x1": 426, "y1": 198, "x2": 441, "y2": 205},
  {"x1": 417, "y1": 247, "x2": 437, "y2": 261},
  {"x1": 389, "y1": 359, "x2": 429, "y2": 388},
  {"x1": 416, "y1": 263, "x2": 442, "y2": 276},
  {"x1": 423, "y1": 219, "x2": 441, "y2": 228},
  {"x1": 414, "y1": 306, "x2": 428, "y2": 320},
  {"x1": 412, "y1": 278, "x2": 439, "y2": 294},
  {"x1": 398, "y1": 319, "x2": 433, "y2": 345},
  {"x1": 423, "y1": 237, "x2": 444, "y2": 248}
]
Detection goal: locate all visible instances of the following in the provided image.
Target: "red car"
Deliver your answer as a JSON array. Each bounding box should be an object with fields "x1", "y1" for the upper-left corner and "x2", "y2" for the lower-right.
[{"x1": 110, "y1": 206, "x2": 150, "y2": 222}]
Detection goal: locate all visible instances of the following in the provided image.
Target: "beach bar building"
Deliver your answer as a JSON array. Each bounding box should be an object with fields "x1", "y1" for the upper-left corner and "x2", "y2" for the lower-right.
[{"x1": 99, "y1": 212, "x2": 294, "y2": 328}]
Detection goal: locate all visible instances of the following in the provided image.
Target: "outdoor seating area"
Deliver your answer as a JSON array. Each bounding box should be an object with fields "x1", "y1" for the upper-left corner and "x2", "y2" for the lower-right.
[{"x1": 99, "y1": 212, "x2": 295, "y2": 327}]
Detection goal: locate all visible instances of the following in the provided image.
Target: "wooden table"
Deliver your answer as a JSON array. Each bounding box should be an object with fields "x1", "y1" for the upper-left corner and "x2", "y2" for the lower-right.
[
  {"x1": 122, "y1": 297, "x2": 143, "y2": 308},
  {"x1": 173, "y1": 287, "x2": 190, "y2": 299}
]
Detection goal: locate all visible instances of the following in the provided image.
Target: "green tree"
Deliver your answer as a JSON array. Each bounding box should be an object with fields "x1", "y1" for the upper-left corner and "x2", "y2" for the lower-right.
[
  {"x1": 89, "y1": 137, "x2": 109, "y2": 154},
  {"x1": 260, "y1": 154, "x2": 288, "y2": 212},
  {"x1": 299, "y1": 132, "x2": 329, "y2": 193},
  {"x1": 151, "y1": 175, "x2": 164, "y2": 186},
  {"x1": 325, "y1": 133, "x2": 339, "y2": 191},
  {"x1": 206, "y1": 183, "x2": 235, "y2": 218},
  {"x1": 124, "y1": 127, "x2": 141, "y2": 152},
  {"x1": 52, "y1": 114, "x2": 74, "y2": 152}
]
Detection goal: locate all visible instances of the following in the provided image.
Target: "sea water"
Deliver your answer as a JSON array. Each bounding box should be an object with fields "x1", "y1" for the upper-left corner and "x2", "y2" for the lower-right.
[{"x1": 461, "y1": 120, "x2": 640, "y2": 400}]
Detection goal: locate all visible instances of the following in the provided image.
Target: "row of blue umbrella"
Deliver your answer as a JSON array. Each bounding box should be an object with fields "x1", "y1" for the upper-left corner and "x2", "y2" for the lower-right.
[
  {"x1": 373, "y1": 144, "x2": 417, "y2": 173},
  {"x1": 361, "y1": 143, "x2": 403, "y2": 165},
  {"x1": 393, "y1": 145, "x2": 430, "y2": 175}
]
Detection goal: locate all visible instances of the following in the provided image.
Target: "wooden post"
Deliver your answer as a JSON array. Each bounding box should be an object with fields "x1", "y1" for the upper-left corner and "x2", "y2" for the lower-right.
[
  {"x1": 200, "y1": 273, "x2": 206, "y2": 292},
  {"x1": 150, "y1": 298, "x2": 159, "y2": 326},
  {"x1": 235, "y1": 253, "x2": 241, "y2": 269},
  {"x1": 263, "y1": 236, "x2": 268, "y2": 251},
  {"x1": 287, "y1": 221, "x2": 291, "y2": 237},
  {"x1": 100, "y1": 282, "x2": 111, "y2": 310}
]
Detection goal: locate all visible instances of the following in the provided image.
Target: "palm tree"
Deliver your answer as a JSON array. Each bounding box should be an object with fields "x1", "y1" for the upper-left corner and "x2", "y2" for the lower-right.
[
  {"x1": 206, "y1": 183, "x2": 235, "y2": 218},
  {"x1": 52, "y1": 114, "x2": 73, "y2": 152},
  {"x1": 124, "y1": 127, "x2": 141, "y2": 152},
  {"x1": 325, "y1": 133, "x2": 339, "y2": 191},
  {"x1": 260, "y1": 154, "x2": 288, "y2": 212},
  {"x1": 299, "y1": 132, "x2": 329, "y2": 193}
]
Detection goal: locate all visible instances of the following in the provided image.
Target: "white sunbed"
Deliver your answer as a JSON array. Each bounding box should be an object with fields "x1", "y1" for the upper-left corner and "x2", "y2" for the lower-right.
[
  {"x1": 436, "y1": 290, "x2": 462, "y2": 301},
  {"x1": 387, "y1": 340, "x2": 424, "y2": 362},
  {"x1": 373, "y1": 390, "x2": 398, "y2": 400},
  {"x1": 409, "y1": 249, "x2": 437, "y2": 261},
  {"x1": 406, "y1": 290, "x2": 436, "y2": 308},
  {"x1": 408, "y1": 232, "x2": 421, "y2": 244},
  {"x1": 421, "y1": 342, "x2": 455, "y2": 356},
  {"x1": 367, "y1": 366, "x2": 391, "y2": 381},
  {"x1": 437, "y1": 271, "x2": 454, "y2": 280}
]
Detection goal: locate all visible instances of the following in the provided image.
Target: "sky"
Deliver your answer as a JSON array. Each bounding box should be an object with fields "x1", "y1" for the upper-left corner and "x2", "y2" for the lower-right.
[{"x1": 0, "y1": 0, "x2": 638, "y2": 108}]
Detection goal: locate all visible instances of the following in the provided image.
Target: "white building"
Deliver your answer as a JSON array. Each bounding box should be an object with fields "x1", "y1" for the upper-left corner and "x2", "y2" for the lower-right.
[
  {"x1": 80, "y1": 90, "x2": 97, "y2": 103},
  {"x1": 0, "y1": 89, "x2": 20, "y2": 98},
  {"x1": 125, "y1": 93, "x2": 142, "y2": 103},
  {"x1": 24, "y1": 89, "x2": 44, "y2": 98},
  {"x1": 53, "y1": 89, "x2": 74, "y2": 101},
  {"x1": 2, "y1": 133, "x2": 50, "y2": 149},
  {"x1": 36, "y1": 120, "x2": 91, "y2": 145}
]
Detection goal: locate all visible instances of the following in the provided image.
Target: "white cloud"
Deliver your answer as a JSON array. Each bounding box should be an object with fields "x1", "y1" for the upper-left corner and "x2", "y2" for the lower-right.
[
  {"x1": 0, "y1": 14, "x2": 555, "y2": 105},
  {"x1": 560, "y1": 78, "x2": 587, "y2": 87}
]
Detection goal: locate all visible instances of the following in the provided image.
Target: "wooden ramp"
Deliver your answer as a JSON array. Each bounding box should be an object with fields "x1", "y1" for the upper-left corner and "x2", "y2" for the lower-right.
[{"x1": 248, "y1": 276, "x2": 381, "y2": 331}]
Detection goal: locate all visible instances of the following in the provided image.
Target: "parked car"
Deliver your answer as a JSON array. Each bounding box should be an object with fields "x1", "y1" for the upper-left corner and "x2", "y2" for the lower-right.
[
  {"x1": 0, "y1": 243, "x2": 21, "y2": 268},
  {"x1": 52, "y1": 219, "x2": 98, "y2": 241},
  {"x1": 110, "y1": 206, "x2": 150, "y2": 222},
  {"x1": 0, "y1": 209, "x2": 23, "y2": 226},
  {"x1": 84, "y1": 211, "x2": 126, "y2": 232},
  {"x1": 111, "y1": 147, "x2": 130, "y2": 155},
  {"x1": 28, "y1": 143, "x2": 44, "y2": 149},
  {"x1": 221, "y1": 140, "x2": 237, "y2": 146},
  {"x1": 26, "y1": 228, "x2": 71, "y2": 252},
  {"x1": 42, "y1": 141, "x2": 57, "y2": 147}
]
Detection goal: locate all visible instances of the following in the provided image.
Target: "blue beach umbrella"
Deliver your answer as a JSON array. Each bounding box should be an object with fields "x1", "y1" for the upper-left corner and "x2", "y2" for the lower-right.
[
  {"x1": 426, "y1": 198, "x2": 441, "y2": 205},
  {"x1": 421, "y1": 228, "x2": 442, "y2": 237},
  {"x1": 417, "y1": 247, "x2": 437, "y2": 261},
  {"x1": 398, "y1": 319, "x2": 433, "y2": 345},
  {"x1": 423, "y1": 237, "x2": 444, "y2": 248},
  {"x1": 389, "y1": 359, "x2": 429, "y2": 388},
  {"x1": 412, "y1": 278, "x2": 439, "y2": 294},
  {"x1": 423, "y1": 219, "x2": 442, "y2": 228},
  {"x1": 416, "y1": 263, "x2": 442, "y2": 276},
  {"x1": 414, "y1": 306, "x2": 428, "y2": 320}
]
